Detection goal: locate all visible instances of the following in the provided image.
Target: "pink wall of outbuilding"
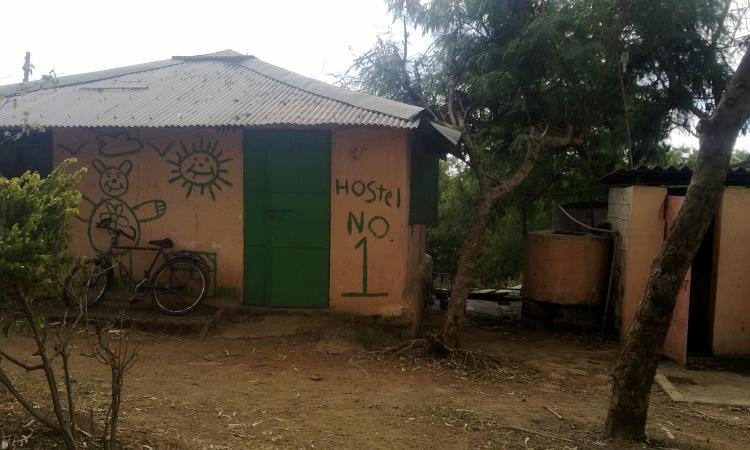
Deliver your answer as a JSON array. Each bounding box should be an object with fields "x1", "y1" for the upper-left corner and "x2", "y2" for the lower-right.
[
  {"x1": 712, "y1": 187, "x2": 750, "y2": 356},
  {"x1": 610, "y1": 185, "x2": 750, "y2": 357}
]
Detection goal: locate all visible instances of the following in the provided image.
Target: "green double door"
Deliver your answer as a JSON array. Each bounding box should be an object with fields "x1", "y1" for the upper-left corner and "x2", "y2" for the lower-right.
[{"x1": 243, "y1": 130, "x2": 331, "y2": 307}]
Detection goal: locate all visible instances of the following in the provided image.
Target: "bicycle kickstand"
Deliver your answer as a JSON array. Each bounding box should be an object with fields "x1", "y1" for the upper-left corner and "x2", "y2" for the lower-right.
[{"x1": 129, "y1": 279, "x2": 148, "y2": 304}]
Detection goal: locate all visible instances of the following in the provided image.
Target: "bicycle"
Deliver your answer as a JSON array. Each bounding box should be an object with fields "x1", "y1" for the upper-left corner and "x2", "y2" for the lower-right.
[{"x1": 64, "y1": 218, "x2": 210, "y2": 315}]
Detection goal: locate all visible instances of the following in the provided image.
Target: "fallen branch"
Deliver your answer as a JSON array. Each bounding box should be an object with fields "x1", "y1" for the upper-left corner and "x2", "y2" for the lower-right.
[
  {"x1": 545, "y1": 406, "x2": 563, "y2": 420},
  {"x1": 499, "y1": 425, "x2": 577, "y2": 445},
  {"x1": 688, "y1": 406, "x2": 750, "y2": 431},
  {"x1": 349, "y1": 360, "x2": 370, "y2": 376}
]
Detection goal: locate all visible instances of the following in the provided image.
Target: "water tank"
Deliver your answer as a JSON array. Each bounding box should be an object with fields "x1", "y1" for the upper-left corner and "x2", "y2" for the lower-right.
[{"x1": 522, "y1": 230, "x2": 612, "y2": 305}]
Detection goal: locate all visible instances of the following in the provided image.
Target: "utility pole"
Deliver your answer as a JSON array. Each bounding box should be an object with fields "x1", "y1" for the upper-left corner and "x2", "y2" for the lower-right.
[{"x1": 22, "y1": 51, "x2": 33, "y2": 83}]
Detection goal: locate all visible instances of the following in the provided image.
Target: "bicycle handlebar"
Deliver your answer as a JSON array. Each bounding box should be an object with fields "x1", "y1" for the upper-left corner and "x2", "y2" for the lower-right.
[{"x1": 95, "y1": 219, "x2": 136, "y2": 241}]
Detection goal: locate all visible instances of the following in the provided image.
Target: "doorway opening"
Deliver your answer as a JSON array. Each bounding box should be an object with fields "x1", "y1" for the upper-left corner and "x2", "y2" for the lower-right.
[{"x1": 687, "y1": 218, "x2": 715, "y2": 357}]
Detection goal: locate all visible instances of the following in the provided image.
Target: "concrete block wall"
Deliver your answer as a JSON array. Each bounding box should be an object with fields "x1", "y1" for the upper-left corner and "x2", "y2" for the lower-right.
[
  {"x1": 607, "y1": 187, "x2": 633, "y2": 333},
  {"x1": 607, "y1": 186, "x2": 667, "y2": 339}
]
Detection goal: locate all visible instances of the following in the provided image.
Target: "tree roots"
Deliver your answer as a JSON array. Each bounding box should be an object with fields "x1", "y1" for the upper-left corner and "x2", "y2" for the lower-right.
[{"x1": 351, "y1": 332, "x2": 504, "y2": 377}]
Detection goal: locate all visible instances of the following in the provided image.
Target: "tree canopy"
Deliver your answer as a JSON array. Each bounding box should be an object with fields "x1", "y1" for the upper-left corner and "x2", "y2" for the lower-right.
[
  {"x1": 344, "y1": 0, "x2": 746, "y2": 285},
  {"x1": 348, "y1": 0, "x2": 741, "y2": 161}
]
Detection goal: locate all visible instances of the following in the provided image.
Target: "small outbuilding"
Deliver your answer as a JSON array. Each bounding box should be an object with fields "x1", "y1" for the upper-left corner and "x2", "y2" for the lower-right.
[
  {"x1": 602, "y1": 166, "x2": 750, "y2": 364},
  {"x1": 0, "y1": 50, "x2": 458, "y2": 329}
]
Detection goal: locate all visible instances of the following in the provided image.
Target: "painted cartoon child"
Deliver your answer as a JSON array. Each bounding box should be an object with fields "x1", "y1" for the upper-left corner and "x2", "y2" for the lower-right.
[{"x1": 76, "y1": 159, "x2": 167, "y2": 254}]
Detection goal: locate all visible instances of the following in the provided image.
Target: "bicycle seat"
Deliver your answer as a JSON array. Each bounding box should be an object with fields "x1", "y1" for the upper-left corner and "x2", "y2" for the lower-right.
[{"x1": 148, "y1": 238, "x2": 174, "y2": 249}]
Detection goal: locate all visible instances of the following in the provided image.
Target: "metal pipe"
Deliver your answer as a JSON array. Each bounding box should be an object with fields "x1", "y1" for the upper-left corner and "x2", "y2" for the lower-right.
[
  {"x1": 556, "y1": 205, "x2": 619, "y2": 333},
  {"x1": 557, "y1": 204, "x2": 615, "y2": 235}
]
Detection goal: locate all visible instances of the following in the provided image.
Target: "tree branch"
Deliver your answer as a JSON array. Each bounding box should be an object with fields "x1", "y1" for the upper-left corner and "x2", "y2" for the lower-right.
[
  {"x1": 55, "y1": 309, "x2": 84, "y2": 432},
  {"x1": 690, "y1": 104, "x2": 709, "y2": 120},
  {"x1": 540, "y1": 125, "x2": 585, "y2": 148},
  {"x1": 0, "y1": 366, "x2": 58, "y2": 431},
  {"x1": 487, "y1": 136, "x2": 544, "y2": 199},
  {"x1": 16, "y1": 292, "x2": 73, "y2": 436},
  {"x1": 456, "y1": 125, "x2": 582, "y2": 191},
  {"x1": 0, "y1": 351, "x2": 44, "y2": 371},
  {"x1": 710, "y1": 0, "x2": 733, "y2": 51},
  {"x1": 698, "y1": 48, "x2": 750, "y2": 138}
]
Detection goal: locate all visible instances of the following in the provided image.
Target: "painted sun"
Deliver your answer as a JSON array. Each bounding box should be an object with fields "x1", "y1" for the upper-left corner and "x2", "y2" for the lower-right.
[{"x1": 167, "y1": 138, "x2": 232, "y2": 201}]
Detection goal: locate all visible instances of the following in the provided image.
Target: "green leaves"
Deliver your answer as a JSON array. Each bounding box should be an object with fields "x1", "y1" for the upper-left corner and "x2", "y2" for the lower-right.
[
  {"x1": 349, "y1": 0, "x2": 738, "y2": 284},
  {"x1": 0, "y1": 158, "x2": 85, "y2": 306}
]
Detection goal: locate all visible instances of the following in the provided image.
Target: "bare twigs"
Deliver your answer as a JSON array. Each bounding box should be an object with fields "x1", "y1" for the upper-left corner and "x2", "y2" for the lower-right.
[
  {"x1": 0, "y1": 368, "x2": 59, "y2": 431},
  {"x1": 54, "y1": 309, "x2": 84, "y2": 437},
  {"x1": 16, "y1": 293, "x2": 77, "y2": 449},
  {"x1": 0, "y1": 351, "x2": 44, "y2": 371},
  {"x1": 0, "y1": 268, "x2": 138, "y2": 450},
  {"x1": 0, "y1": 293, "x2": 80, "y2": 448},
  {"x1": 90, "y1": 319, "x2": 141, "y2": 450},
  {"x1": 498, "y1": 425, "x2": 577, "y2": 445}
]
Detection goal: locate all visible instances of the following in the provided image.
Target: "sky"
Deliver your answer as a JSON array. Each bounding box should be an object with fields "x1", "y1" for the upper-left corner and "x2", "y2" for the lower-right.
[
  {"x1": 0, "y1": 0, "x2": 420, "y2": 85},
  {"x1": 0, "y1": 0, "x2": 744, "y2": 152}
]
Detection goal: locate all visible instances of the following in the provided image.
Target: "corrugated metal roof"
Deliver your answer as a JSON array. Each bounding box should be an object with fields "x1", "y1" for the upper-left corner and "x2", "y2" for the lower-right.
[
  {"x1": 0, "y1": 51, "x2": 430, "y2": 130},
  {"x1": 600, "y1": 165, "x2": 750, "y2": 187}
]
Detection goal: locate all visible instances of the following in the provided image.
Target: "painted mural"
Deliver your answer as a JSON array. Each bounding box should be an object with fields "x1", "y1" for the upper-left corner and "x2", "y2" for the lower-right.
[
  {"x1": 76, "y1": 159, "x2": 166, "y2": 254},
  {"x1": 166, "y1": 137, "x2": 232, "y2": 201},
  {"x1": 55, "y1": 127, "x2": 244, "y2": 297},
  {"x1": 97, "y1": 131, "x2": 143, "y2": 156}
]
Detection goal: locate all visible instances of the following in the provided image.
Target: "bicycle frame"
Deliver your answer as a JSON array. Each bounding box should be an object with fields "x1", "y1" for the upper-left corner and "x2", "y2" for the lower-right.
[
  {"x1": 69, "y1": 218, "x2": 210, "y2": 315},
  {"x1": 100, "y1": 231, "x2": 168, "y2": 290}
]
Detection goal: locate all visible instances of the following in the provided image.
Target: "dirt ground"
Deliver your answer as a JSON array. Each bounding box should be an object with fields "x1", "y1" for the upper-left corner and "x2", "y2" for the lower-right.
[{"x1": 1, "y1": 309, "x2": 749, "y2": 450}]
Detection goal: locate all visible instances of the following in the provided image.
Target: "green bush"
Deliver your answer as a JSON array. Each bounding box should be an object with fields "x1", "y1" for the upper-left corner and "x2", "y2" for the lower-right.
[{"x1": 0, "y1": 159, "x2": 84, "y2": 304}]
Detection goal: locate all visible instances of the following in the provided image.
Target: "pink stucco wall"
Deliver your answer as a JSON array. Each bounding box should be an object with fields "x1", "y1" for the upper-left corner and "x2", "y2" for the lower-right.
[
  {"x1": 712, "y1": 187, "x2": 750, "y2": 356},
  {"x1": 54, "y1": 126, "x2": 427, "y2": 318},
  {"x1": 522, "y1": 231, "x2": 612, "y2": 305},
  {"x1": 329, "y1": 128, "x2": 425, "y2": 317},
  {"x1": 54, "y1": 127, "x2": 245, "y2": 297}
]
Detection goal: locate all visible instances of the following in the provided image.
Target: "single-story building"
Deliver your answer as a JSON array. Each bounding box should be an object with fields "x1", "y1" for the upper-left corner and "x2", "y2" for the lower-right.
[
  {"x1": 602, "y1": 166, "x2": 750, "y2": 363},
  {"x1": 0, "y1": 50, "x2": 459, "y2": 329}
]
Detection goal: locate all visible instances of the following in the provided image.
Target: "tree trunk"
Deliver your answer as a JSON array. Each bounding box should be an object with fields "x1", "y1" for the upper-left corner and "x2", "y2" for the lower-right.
[
  {"x1": 441, "y1": 136, "x2": 542, "y2": 347},
  {"x1": 441, "y1": 189, "x2": 496, "y2": 347},
  {"x1": 105, "y1": 354, "x2": 124, "y2": 449},
  {"x1": 18, "y1": 294, "x2": 77, "y2": 449},
  {"x1": 605, "y1": 48, "x2": 750, "y2": 440}
]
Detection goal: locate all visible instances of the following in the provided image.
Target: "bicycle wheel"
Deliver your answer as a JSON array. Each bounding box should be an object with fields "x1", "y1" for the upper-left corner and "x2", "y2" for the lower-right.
[
  {"x1": 152, "y1": 257, "x2": 208, "y2": 315},
  {"x1": 64, "y1": 259, "x2": 110, "y2": 308}
]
